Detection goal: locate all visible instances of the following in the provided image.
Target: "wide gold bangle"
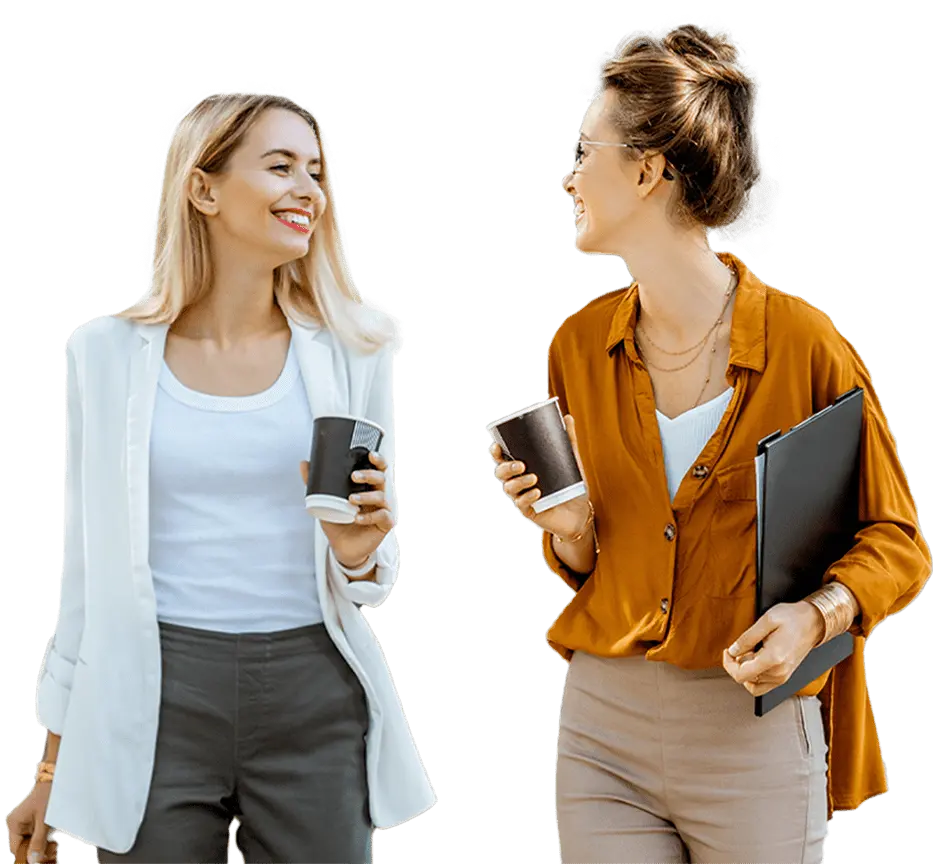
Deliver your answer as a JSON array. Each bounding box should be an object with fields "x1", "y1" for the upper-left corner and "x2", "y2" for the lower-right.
[
  {"x1": 553, "y1": 499, "x2": 600, "y2": 555},
  {"x1": 35, "y1": 760, "x2": 56, "y2": 783},
  {"x1": 806, "y1": 582, "x2": 856, "y2": 648}
]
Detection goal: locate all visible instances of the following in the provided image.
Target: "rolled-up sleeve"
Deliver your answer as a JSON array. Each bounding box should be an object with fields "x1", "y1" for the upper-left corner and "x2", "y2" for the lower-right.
[
  {"x1": 540, "y1": 335, "x2": 593, "y2": 592},
  {"x1": 327, "y1": 342, "x2": 399, "y2": 608},
  {"x1": 36, "y1": 339, "x2": 87, "y2": 734},
  {"x1": 819, "y1": 336, "x2": 932, "y2": 638}
]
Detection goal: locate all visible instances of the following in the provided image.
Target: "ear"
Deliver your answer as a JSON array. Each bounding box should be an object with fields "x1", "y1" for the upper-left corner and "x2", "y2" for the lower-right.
[
  {"x1": 188, "y1": 167, "x2": 219, "y2": 216},
  {"x1": 636, "y1": 153, "x2": 667, "y2": 195}
]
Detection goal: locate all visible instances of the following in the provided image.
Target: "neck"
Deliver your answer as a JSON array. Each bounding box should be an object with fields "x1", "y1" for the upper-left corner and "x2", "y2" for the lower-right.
[
  {"x1": 171, "y1": 243, "x2": 289, "y2": 348},
  {"x1": 624, "y1": 239, "x2": 734, "y2": 346}
]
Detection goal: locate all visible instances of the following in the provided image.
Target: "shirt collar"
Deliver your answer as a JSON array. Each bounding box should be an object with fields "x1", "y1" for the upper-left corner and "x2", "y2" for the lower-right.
[{"x1": 604, "y1": 251, "x2": 767, "y2": 373}]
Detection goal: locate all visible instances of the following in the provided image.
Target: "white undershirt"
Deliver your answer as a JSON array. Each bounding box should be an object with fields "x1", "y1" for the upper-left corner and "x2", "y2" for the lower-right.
[
  {"x1": 148, "y1": 336, "x2": 325, "y2": 633},
  {"x1": 656, "y1": 387, "x2": 734, "y2": 501}
]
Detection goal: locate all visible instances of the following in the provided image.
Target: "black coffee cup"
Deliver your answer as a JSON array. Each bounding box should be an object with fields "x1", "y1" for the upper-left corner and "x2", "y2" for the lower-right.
[
  {"x1": 306, "y1": 415, "x2": 385, "y2": 523},
  {"x1": 486, "y1": 397, "x2": 586, "y2": 513}
]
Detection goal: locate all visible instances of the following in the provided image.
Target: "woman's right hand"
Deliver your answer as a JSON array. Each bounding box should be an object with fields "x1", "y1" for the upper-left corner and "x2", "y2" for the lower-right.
[
  {"x1": 489, "y1": 413, "x2": 592, "y2": 538},
  {"x1": 6, "y1": 782, "x2": 55, "y2": 863}
]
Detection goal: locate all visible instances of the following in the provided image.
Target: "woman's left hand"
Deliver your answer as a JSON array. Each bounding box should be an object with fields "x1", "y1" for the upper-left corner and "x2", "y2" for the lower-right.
[
  {"x1": 722, "y1": 600, "x2": 826, "y2": 696},
  {"x1": 299, "y1": 451, "x2": 395, "y2": 573}
]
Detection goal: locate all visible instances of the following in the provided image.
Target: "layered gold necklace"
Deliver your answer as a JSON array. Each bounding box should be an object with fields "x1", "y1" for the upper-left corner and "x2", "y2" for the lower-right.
[{"x1": 634, "y1": 266, "x2": 737, "y2": 411}]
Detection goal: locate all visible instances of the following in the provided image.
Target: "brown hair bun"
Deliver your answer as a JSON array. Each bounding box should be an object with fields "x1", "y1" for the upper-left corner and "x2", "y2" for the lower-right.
[{"x1": 600, "y1": 24, "x2": 760, "y2": 228}]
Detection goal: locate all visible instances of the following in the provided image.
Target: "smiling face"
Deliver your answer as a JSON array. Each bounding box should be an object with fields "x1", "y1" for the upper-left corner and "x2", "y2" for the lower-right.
[
  {"x1": 189, "y1": 107, "x2": 328, "y2": 267},
  {"x1": 562, "y1": 89, "x2": 674, "y2": 255}
]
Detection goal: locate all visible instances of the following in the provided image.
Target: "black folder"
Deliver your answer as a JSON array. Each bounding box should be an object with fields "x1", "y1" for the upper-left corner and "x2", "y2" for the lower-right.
[{"x1": 752, "y1": 386, "x2": 863, "y2": 716}]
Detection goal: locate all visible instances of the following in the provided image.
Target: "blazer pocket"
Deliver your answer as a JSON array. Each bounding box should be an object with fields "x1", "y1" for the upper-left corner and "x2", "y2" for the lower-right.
[{"x1": 706, "y1": 459, "x2": 757, "y2": 598}]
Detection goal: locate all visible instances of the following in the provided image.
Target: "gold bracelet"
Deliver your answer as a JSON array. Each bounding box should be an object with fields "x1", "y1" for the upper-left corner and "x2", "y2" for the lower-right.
[
  {"x1": 807, "y1": 582, "x2": 856, "y2": 648},
  {"x1": 35, "y1": 760, "x2": 56, "y2": 783},
  {"x1": 807, "y1": 583, "x2": 852, "y2": 648},
  {"x1": 553, "y1": 500, "x2": 600, "y2": 555}
]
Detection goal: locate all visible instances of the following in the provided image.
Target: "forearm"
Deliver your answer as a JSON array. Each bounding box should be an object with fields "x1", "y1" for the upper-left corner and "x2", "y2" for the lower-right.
[{"x1": 43, "y1": 730, "x2": 61, "y2": 763}]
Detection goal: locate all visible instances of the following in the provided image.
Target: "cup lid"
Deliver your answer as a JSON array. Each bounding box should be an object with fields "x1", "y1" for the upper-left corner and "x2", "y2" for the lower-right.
[{"x1": 486, "y1": 396, "x2": 560, "y2": 431}]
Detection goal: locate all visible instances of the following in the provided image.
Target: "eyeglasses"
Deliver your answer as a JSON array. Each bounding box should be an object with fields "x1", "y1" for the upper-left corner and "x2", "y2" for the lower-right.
[{"x1": 574, "y1": 140, "x2": 674, "y2": 180}]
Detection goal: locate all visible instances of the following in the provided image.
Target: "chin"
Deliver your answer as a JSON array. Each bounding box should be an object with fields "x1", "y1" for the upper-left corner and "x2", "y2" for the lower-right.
[{"x1": 575, "y1": 226, "x2": 598, "y2": 254}]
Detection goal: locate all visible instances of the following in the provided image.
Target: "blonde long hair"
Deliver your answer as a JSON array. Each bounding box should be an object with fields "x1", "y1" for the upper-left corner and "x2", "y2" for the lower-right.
[{"x1": 115, "y1": 93, "x2": 396, "y2": 353}]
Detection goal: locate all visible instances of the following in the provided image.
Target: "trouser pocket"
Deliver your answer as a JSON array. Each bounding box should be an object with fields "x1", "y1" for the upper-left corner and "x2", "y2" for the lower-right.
[{"x1": 795, "y1": 696, "x2": 812, "y2": 758}]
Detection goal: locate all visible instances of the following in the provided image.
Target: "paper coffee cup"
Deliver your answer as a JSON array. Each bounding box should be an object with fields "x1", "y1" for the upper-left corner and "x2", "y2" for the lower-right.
[
  {"x1": 486, "y1": 397, "x2": 586, "y2": 513},
  {"x1": 306, "y1": 414, "x2": 385, "y2": 523}
]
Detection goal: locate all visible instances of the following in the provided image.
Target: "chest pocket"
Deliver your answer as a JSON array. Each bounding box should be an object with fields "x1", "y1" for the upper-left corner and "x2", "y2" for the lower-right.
[{"x1": 705, "y1": 459, "x2": 757, "y2": 598}]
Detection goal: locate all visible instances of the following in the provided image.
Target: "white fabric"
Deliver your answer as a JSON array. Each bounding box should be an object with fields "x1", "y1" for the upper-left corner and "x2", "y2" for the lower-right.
[
  {"x1": 656, "y1": 387, "x2": 734, "y2": 500},
  {"x1": 35, "y1": 308, "x2": 435, "y2": 853},
  {"x1": 150, "y1": 340, "x2": 325, "y2": 632}
]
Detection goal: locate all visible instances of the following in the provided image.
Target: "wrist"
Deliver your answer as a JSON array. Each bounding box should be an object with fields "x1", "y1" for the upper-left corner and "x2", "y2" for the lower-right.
[
  {"x1": 338, "y1": 552, "x2": 371, "y2": 569},
  {"x1": 335, "y1": 549, "x2": 377, "y2": 577},
  {"x1": 801, "y1": 599, "x2": 828, "y2": 649},
  {"x1": 805, "y1": 582, "x2": 856, "y2": 648},
  {"x1": 553, "y1": 499, "x2": 599, "y2": 554},
  {"x1": 555, "y1": 499, "x2": 592, "y2": 542}
]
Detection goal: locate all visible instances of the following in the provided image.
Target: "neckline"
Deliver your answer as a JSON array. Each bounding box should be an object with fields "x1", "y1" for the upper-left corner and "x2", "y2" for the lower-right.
[
  {"x1": 159, "y1": 335, "x2": 298, "y2": 412},
  {"x1": 655, "y1": 385, "x2": 734, "y2": 424}
]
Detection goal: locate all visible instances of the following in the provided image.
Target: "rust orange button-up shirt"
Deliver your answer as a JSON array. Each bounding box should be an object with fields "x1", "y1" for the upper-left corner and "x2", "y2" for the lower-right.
[{"x1": 541, "y1": 251, "x2": 931, "y2": 819}]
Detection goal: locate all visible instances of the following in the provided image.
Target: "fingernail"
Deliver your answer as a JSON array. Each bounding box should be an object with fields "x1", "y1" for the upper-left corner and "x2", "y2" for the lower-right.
[
  {"x1": 727, "y1": 644, "x2": 737, "y2": 656},
  {"x1": 352, "y1": 471, "x2": 363, "y2": 480},
  {"x1": 29, "y1": 853, "x2": 41, "y2": 864}
]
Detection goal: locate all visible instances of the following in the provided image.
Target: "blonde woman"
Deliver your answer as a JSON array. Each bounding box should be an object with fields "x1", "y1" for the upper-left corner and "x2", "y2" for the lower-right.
[
  {"x1": 5, "y1": 94, "x2": 435, "y2": 863},
  {"x1": 489, "y1": 25, "x2": 931, "y2": 864}
]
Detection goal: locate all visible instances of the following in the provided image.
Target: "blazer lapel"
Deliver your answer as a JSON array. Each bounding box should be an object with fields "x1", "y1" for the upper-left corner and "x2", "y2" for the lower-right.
[
  {"x1": 127, "y1": 321, "x2": 168, "y2": 593},
  {"x1": 285, "y1": 315, "x2": 346, "y2": 417},
  {"x1": 287, "y1": 316, "x2": 343, "y2": 605}
]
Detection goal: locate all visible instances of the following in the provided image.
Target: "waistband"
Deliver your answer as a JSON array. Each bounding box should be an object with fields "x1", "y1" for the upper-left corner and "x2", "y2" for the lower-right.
[
  {"x1": 573, "y1": 650, "x2": 731, "y2": 680},
  {"x1": 157, "y1": 619, "x2": 332, "y2": 660}
]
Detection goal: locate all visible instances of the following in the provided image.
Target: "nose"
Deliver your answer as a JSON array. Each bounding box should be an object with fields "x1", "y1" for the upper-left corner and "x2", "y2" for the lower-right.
[
  {"x1": 294, "y1": 167, "x2": 322, "y2": 199},
  {"x1": 562, "y1": 170, "x2": 576, "y2": 194},
  {"x1": 296, "y1": 176, "x2": 326, "y2": 212}
]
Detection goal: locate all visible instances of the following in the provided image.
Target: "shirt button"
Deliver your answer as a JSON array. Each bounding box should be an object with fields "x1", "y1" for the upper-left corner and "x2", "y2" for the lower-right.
[
  {"x1": 692, "y1": 464, "x2": 709, "y2": 479},
  {"x1": 664, "y1": 523, "x2": 676, "y2": 541},
  {"x1": 660, "y1": 598, "x2": 669, "y2": 613}
]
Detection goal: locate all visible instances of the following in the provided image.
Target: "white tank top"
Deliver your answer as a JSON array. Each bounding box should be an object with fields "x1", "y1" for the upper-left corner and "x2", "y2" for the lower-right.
[
  {"x1": 655, "y1": 387, "x2": 734, "y2": 501},
  {"x1": 148, "y1": 337, "x2": 324, "y2": 633}
]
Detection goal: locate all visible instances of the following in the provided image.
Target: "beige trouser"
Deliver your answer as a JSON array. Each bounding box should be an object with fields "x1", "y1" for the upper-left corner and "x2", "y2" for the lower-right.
[{"x1": 557, "y1": 650, "x2": 828, "y2": 864}]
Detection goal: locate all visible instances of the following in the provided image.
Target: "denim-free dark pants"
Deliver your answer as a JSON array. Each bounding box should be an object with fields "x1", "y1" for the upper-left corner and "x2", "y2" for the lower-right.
[{"x1": 96, "y1": 619, "x2": 371, "y2": 864}]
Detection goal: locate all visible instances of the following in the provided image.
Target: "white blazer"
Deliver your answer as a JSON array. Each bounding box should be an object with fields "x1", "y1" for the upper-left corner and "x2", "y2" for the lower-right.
[{"x1": 36, "y1": 307, "x2": 436, "y2": 853}]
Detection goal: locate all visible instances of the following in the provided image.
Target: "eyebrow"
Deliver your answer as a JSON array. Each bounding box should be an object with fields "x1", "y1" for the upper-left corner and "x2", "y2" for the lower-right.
[
  {"x1": 578, "y1": 132, "x2": 589, "y2": 140},
  {"x1": 260, "y1": 148, "x2": 321, "y2": 164}
]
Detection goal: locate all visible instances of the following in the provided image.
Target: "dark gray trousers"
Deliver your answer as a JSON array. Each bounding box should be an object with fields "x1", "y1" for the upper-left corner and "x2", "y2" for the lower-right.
[{"x1": 97, "y1": 619, "x2": 372, "y2": 864}]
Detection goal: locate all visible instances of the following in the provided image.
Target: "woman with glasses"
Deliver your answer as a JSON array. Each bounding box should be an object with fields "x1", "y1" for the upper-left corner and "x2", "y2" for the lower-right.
[{"x1": 489, "y1": 24, "x2": 930, "y2": 864}]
